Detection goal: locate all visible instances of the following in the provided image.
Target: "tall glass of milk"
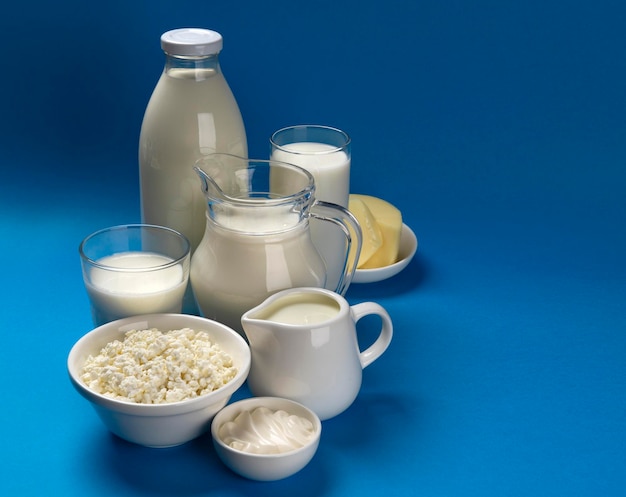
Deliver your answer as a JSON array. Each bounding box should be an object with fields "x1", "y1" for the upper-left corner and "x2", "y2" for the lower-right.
[
  {"x1": 270, "y1": 125, "x2": 352, "y2": 291},
  {"x1": 79, "y1": 224, "x2": 191, "y2": 326}
]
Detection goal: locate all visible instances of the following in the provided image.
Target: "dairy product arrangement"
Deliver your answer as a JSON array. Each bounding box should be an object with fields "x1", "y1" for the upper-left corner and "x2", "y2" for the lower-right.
[
  {"x1": 67, "y1": 26, "x2": 406, "y2": 480},
  {"x1": 348, "y1": 194, "x2": 403, "y2": 269}
]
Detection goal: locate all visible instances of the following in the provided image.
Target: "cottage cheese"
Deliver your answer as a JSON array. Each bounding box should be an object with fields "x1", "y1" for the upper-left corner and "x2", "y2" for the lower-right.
[{"x1": 81, "y1": 327, "x2": 237, "y2": 404}]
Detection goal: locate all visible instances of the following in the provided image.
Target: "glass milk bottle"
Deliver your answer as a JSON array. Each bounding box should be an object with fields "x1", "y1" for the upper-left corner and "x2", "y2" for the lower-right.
[{"x1": 139, "y1": 28, "x2": 247, "y2": 253}]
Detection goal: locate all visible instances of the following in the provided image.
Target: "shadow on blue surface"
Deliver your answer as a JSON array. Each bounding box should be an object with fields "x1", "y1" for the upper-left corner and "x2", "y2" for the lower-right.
[
  {"x1": 82, "y1": 383, "x2": 417, "y2": 496},
  {"x1": 347, "y1": 253, "x2": 430, "y2": 302},
  {"x1": 99, "y1": 431, "x2": 329, "y2": 496},
  {"x1": 323, "y1": 390, "x2": 418, "y2": 448}
]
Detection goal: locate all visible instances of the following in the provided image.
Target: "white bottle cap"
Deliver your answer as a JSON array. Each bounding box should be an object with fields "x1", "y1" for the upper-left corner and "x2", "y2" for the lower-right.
[{"x1": 160, "y1": 28, "x2": 223, "y2": 56}]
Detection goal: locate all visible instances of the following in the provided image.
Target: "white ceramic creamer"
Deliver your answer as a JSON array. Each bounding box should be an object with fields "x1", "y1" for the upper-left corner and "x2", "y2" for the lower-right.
[{"x1": 241, "y1": 287, "x2": 393, "y2": 420}]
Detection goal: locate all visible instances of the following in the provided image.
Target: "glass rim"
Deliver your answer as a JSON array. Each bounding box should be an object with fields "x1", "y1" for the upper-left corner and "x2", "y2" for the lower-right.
[
  {"x1": 78, "y1": 224, "x2": 190, "y2": 272},
  {"x1": 195, "y1": 153, "x2": 316, "y2": 207},
  {"x1": 270, "y1": 124, "x2": 351, "y2": 154}
]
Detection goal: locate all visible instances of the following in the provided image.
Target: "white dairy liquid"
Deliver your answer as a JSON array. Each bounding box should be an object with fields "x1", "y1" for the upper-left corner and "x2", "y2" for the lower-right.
[
  {"x1": 139, "y1": 67, "x2": 247, "y2": 252},
  {"x1": 264, "y1": 299, "x2": 340, "y2": 325},
  {"x1": 270, "y1": 142, "x2": 350, "y2": 207},
  {"x1": 213, "y1": 208, "x2": 300, "y2": 233},
  {"x1": 85, "y1": 252, "x2": 187, "y2": 326},
  {"x1": 271, "y1": 142, "x2": 351, "y2": 291},
  {"x1": 190, "y1": 221, "x2": 326, "y2": 334}
]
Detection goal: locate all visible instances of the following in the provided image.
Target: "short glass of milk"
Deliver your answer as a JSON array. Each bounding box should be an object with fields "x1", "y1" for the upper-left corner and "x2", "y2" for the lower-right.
[{"x1": 79, "y1": 224, "x2": 191, "y2": 326}]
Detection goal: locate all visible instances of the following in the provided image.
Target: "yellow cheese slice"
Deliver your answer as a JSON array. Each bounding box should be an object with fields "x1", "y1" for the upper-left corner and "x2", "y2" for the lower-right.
[
  {"x1": 348, "y1": 196, "x2": 383, "y2": 268},
  {"x1": 350, "y1": 194, "x2": 402, "y2": 269}
]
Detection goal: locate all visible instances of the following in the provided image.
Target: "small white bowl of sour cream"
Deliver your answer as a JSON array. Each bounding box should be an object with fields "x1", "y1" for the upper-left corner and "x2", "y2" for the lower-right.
[{"x1": 211, "y1": 396, "x2": 322, "y2": 481}]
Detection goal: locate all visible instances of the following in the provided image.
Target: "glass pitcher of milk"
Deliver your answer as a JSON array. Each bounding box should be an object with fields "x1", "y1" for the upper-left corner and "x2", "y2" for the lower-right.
[{"x1": 190, "y1": 153, "x2": 362, "y2": 334}]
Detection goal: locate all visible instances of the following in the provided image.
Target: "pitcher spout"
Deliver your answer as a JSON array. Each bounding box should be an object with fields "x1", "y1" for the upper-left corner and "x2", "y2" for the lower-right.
[
  {"x1": 193, "y1": 156, "x2": 232, "y2": 200},
  {"x1": 193, "y1": 165, "x2": 212, "y2": 195},
  {"x1": 195, "y1": 153, "x2": 268, "y2": 205}
]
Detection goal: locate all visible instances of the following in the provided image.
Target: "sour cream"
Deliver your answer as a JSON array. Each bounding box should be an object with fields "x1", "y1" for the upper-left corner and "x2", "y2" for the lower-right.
[{"x1": 218, "y1": 407, "x2": 316, "y2": 454}]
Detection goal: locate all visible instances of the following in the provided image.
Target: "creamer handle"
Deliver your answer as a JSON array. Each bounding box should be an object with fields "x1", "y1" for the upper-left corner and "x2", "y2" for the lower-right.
[{"x1": 351, "y1": 302, "x2": 393, "y2": 369}]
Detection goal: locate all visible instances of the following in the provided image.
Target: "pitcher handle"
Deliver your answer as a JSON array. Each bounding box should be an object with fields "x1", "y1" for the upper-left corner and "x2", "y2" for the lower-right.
[{"x1": 309, "y1": 200, "x2": 363, "y2": 296}]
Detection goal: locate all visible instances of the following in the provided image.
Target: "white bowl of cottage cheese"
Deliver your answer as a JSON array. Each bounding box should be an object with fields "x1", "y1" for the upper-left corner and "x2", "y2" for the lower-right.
[{"x1": 67, "y1": 313, "x2": 251, "y2": 448}]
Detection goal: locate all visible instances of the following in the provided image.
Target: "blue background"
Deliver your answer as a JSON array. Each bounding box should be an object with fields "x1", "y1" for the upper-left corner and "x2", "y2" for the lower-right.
[{"x1": 1, "y1": 1, "x2": 624, "y2": 496}]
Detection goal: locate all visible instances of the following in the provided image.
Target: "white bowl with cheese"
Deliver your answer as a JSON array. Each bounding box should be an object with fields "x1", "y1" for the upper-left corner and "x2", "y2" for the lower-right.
[
  {"x1": 353, "y1": 223, "x2": 418, "y2": 283},
  {"x1": 211, "y1": 396, "x2": 322, "y2": 481},
  {"x1": 348, "y1": 194, "x2": 417, "y2": 283},
  {"x1": 67, "y1": 313, "x2": 251, "y2": 448}
]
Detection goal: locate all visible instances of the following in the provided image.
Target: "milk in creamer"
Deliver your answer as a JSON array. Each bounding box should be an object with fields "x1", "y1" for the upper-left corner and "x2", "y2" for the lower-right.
[{"x1": 263, "y1": 298, "x2": 340, "y2": 325}]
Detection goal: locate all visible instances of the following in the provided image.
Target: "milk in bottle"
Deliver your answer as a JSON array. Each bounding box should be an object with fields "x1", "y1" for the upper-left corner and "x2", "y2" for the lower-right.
[{"x1": 139, "y1": 28, "x2": 247, "y2": 253}]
